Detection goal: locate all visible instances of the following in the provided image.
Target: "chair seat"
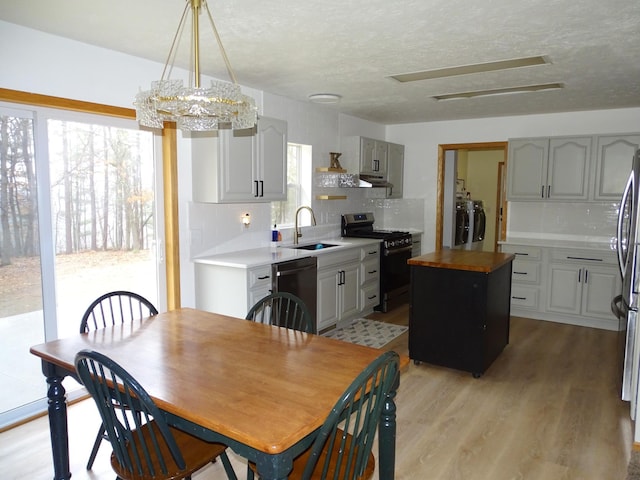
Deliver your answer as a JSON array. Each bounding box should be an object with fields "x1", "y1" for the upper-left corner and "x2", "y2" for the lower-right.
[
  {"x1": 111, "y1": 421, "x2": 228, "y2": 480},
  {"x1": 249, "y1": 428, "x2": 375, "y2": 480}
]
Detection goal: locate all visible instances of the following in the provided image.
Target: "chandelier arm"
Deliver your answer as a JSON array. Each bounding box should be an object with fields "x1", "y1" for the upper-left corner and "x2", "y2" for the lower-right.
[
  {"x1": 203, "y1": 1, "x2": 239, "y2": 84},
  {"x1": 161, "y1": 1, "x2": 192, "y2": 82}
]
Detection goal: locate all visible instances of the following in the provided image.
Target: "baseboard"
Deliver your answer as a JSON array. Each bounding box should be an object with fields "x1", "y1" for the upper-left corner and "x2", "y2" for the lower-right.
[{"x1": 510, "y1": 308, "x2": 620, "y2": 331}]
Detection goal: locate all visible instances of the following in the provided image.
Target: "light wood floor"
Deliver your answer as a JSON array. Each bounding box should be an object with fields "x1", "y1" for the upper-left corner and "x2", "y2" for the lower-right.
[{"x1": 1, "y1": 306, "x2": 632, "y2": 479}]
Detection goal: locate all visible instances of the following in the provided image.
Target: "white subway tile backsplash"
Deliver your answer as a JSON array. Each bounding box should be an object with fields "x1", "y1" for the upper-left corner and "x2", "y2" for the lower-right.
[{"x1": 507, "y1": 201, "x2": 619, "y2": 243}]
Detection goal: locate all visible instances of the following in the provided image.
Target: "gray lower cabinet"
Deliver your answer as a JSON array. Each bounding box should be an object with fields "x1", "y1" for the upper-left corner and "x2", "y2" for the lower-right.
[
  {"x1": 317, "y1": 248, "x2": 360, "y2": 331},
  {"x1": 195, "y1": 243, "x2": 376, "y2": 332},
  {"x1": 501, "y1": 243, "x2": 621, "y2": 330}
]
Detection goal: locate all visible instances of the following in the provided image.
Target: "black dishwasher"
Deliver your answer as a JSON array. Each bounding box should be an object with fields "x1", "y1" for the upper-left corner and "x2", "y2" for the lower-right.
[{"x1": 272, "y1": 256, "x2": 317, "y2": 327}]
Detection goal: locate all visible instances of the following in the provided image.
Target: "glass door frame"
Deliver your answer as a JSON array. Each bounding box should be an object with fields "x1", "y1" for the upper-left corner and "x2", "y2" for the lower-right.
[{"x1": 0, "y1": 88, "x2": 178, "y2": 428}]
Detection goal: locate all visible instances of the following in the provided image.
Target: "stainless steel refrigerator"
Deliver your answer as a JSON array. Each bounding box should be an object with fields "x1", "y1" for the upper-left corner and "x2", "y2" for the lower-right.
[{"x1": 617, "y1": 149, "x2": 640, "y2": 424}]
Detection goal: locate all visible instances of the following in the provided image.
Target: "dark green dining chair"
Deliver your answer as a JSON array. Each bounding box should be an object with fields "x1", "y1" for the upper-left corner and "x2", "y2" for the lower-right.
[
  {"x1": 247, "y1": 350, "x2": 400, "y2": 480},
  {"x1": 246, "y1": 292, "x2": 316, "y2": 334},
  {"x1": 79, "y1": 290, "x2": 159, "y2": 470},
  {"x1": 75, "y1": 349, "x2": 237, "y2": 480}
]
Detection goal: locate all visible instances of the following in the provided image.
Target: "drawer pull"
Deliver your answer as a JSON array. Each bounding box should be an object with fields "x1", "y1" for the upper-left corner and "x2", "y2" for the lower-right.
[
  {"x1": 513, "y1": 271, "x2": 528, "y2": 275},
  {"x1": 368, "y1": 269, "x2": 377, "y2": 274},
  {"x1": 367, "y1": 294, "x2": 378, "y2": 300},
  {"x1": 512, "y1": 296, "x2": 527, "y2": 300},
  {"x1": 566, "y1": 256, "x2": 602, "y2": 262},
  {"x1": 514, "y1": 252, "x2": 529, "y2": 256},
  {"x1": 257, "y1": 275, "x2": 270, "y2": 280}
]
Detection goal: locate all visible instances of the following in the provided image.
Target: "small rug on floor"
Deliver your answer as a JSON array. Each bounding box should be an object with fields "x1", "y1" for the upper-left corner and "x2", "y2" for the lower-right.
[{"x1": 322, "y1": 318, "x2": 408, "y2": 349}]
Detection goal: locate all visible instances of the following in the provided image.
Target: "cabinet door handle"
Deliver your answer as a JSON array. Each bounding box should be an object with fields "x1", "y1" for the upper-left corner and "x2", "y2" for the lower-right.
[
  {"x1": 254, "y1": 180, "x2": 259, "y2": 197},
  {"x1": 547, "y1": 185, "x2": 551, "y2": 198},
  {"x1": 374, "y1": 159, "x2": 379, "y2": 171},
  {"x1": 578, "y1": 268, "x2": 582, "y2": 283},
  {"x1": 368, "y1": 250, "x2": 378, "y2": 255},
  {"x1": 541, "y1": 186, "x2": 544, "y2": 198},
  {"x1": 584, "y1": 269, "x2": 589, "y2": 283},
  {"x1": 259, "y1": 180, "x2": 264, "y2": 197}
]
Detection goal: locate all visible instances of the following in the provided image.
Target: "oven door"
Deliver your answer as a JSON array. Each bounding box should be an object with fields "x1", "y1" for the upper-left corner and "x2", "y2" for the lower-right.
[{"x1": 379, "y1": 245, "x2": 412, "y2": 311}]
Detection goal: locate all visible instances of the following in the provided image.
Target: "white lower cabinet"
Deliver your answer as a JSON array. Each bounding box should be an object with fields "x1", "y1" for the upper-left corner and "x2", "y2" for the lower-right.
[
  {"x1": 502, "y1": 243, "x2": 621, "y2": 330},
  {"x1": 317, "y1": 248, "x2": 361, "y2": 331},
  {"x1": 194, "y1": 263, "x2": 272, "y2": 318}
]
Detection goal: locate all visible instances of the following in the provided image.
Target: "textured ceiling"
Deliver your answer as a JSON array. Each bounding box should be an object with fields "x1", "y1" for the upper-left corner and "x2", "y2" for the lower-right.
[{"x1": 1, "y1": 0, "x2": 639, "y2": 124}]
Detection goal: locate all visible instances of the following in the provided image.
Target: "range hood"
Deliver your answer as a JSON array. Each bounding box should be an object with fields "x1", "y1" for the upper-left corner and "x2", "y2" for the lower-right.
[
  {"x1": 335, "y1": 173, "x2": 393, "y2": 188},
  {"x1": 356, "y1": 174, "x2": 393, "y2": 188}
]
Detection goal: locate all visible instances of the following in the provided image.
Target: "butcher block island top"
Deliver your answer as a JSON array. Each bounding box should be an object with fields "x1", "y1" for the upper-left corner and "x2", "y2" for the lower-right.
[{"x1": 408, "y1": 249, "x2": 515, "y2": 273}]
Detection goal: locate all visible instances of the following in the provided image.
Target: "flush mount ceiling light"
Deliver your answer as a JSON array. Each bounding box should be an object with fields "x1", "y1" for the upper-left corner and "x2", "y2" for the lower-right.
[
  {"x1": 308, "y1": 93, "x2": 342, "y2": 104},
  {"x1": 389, "y1": 56, "x2": 550, "y2": 83},
  {"x1": 432, "y1": 82, "x2": 564, "y2": 101},
  {"x1": 134, "y1": 0, "x2": 257, "y2": 132}
]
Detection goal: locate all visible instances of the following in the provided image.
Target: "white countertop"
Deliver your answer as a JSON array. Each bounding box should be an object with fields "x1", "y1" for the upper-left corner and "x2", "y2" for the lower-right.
[
  {"x1": 193, "y1": 237, "x2": 381, "y2": 269},
  {"x1": 499, "y1": 236, "x2": 618, "y2": 252}
]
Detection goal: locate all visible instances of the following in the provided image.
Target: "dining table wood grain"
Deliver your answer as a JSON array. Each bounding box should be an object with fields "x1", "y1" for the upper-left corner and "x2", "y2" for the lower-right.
[{"x1": 30, "y1": 307, "x2": 408, "y2": 480}]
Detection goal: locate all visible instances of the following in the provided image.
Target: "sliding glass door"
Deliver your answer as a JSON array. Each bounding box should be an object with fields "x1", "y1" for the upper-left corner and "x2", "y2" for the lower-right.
[{"x1": 0, "y1": 103, "x2": 162, "y2": 427}]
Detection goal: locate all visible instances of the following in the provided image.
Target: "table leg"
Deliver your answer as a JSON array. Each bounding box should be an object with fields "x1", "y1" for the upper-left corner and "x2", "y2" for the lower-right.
[
  {"x1": 253, "y1": 452, "x2": 293, "y2": 480},
  {"x1": 378, "y1": 373, "x2": 399, "y2": 480},
  {"x1": 43, "y1": 361, "x2": 71, "y2": 480}
]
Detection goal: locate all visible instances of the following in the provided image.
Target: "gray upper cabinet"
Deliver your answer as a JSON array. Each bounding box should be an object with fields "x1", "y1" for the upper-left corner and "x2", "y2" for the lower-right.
[
  {"x1": 360, "y1": 137, "x2": 388, "y2": 175},
  {"x1": 192, "y1": 116, "x2": 287, "y2": 203},
  {"x1": 592, "y1": 134, "x2": 640, "y2": 200},
  {"x1": 386, "y1": 142, "x2": 404, "y2": 199},
  {"x1": 507, "y1": 136, "x2": 591, "y2": 201},
  {"x1": 507, "y1": 138, "x2": 549, "y2": 200}
]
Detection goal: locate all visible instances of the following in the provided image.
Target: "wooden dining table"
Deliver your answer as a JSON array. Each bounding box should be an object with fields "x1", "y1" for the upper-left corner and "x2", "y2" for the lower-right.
[{"x1": 30, "y1": 307, "x2": 408, "y2": 480}]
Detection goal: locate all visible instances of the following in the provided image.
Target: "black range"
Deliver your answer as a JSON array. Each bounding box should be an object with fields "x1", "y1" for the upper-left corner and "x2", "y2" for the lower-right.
[{"x1": 341, "y1": 212, "x2": 412, "y2": 312}]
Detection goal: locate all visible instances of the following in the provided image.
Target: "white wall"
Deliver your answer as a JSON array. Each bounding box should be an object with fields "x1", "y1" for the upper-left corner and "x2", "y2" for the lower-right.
[
  {"x1": 3, "y1": 20, "x2": 637, "y2": 303},
  {"x1": 0, "y1": 21, "x2": 420, "y2": 307},
  {"x1": 387, "y1": 108, "x2": 640, "y2": 251}
]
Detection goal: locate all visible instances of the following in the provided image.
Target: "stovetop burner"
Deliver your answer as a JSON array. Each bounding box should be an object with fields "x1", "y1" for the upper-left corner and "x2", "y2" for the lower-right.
[{"x1": 341, "y1": 213, "x2": 412, "y2": 249}]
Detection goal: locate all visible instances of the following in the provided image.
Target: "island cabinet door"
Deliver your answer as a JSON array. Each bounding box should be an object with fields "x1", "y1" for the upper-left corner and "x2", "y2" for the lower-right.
[{"x1": 409, "y1": 266, "x2": 487, "y2": 374}]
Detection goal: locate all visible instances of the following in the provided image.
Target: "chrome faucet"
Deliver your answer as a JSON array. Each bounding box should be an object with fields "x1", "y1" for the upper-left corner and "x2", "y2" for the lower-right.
[{"x1": 294, "y1": 206, "x2": 317, "y2": 244}]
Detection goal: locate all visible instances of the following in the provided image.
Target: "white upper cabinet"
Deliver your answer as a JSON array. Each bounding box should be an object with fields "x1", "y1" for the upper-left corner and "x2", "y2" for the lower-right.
[
  {"x1": 255, "y1": 117, "x2": 288, "y2": 201},
  {"x1": 547, "y1": 137, "x2": 592, "y2": 200},
  {"x1": 507, "y1": 138, "x2": 549, "y2": 200},
  {"x1": 508, "y1": 133, "x2": 640, "y2": 202},
  {"x1": 592, "y1": 134, "x2": 640, "y2": 200},
  {"x1": 192, "y1": 116, "x2": 287, "y2": 203},
  {"x1": 507, "y1": 136, "x2": 592, "y2": 201}
]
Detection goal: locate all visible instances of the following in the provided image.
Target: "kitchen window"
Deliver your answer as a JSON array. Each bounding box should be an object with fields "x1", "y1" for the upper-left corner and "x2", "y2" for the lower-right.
[{"x1": 271, "y1": 142, "x2": 312, "y2": 228}]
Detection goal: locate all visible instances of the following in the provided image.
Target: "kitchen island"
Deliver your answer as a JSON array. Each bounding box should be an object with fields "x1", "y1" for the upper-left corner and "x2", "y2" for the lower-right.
[{"x1": 408, "y1": 250, "x2": 515, "y2": 377}]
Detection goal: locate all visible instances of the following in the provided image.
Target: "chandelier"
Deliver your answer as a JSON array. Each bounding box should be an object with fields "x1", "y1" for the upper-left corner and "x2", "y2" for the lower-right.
[{"x1": 135, "y1": 0, "x2": 257, "y2": 131}]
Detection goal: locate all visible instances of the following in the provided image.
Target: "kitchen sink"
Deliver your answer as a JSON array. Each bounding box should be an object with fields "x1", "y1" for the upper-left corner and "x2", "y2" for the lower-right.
[{"x1": 293, "y1": 243, "x2": 339, "y2": 250}]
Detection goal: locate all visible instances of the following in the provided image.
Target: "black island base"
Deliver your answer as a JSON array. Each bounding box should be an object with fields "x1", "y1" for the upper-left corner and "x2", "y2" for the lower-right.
[{"x1": 408, "y1": 250, "x2": 514, "y2": 378}]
